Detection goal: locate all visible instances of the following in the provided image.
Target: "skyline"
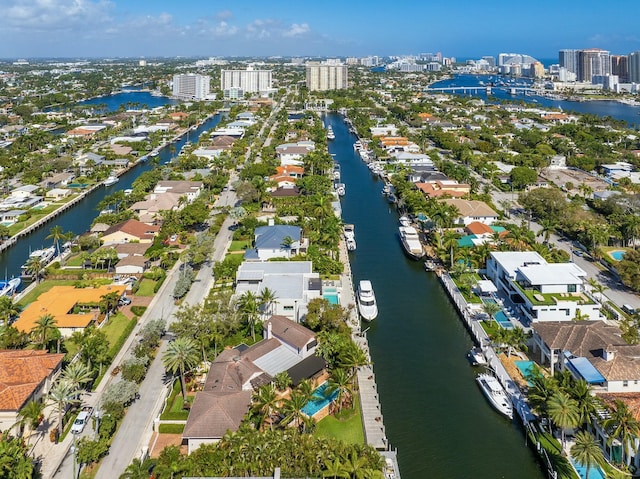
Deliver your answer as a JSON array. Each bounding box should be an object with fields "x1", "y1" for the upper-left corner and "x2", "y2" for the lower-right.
[{"x1": 2, "y1": 0, "x2": 640, "y2": 60}]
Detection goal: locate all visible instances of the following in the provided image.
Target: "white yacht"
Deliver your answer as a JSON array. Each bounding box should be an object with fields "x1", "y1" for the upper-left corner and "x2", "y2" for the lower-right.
[
  {"x1": 104, "y1": 175, "x2": 119, "y2": 186},
  {"x1": 343, "y1": 224, "x2": 356, "y2": 251},
  {"x1": 476, "y1": 373, "x2": 513, "y2": 419},
  {"x1": 398, "y1": 215, "x2": 411, "y2": 227},
  {"x1": 399, "y1": 226, "x2": 425, "y2": 260},
  {"x1": 357, "y1": 280, "x2": 378, "y2": 321},
  {"x1": 326, "y1": 125, "x2": 335, "y2": 140}
]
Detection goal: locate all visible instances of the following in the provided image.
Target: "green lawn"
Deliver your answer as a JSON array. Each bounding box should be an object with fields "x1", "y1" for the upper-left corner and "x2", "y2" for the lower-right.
[
  {"x1": 228, "y1": 240, "x2": 251, "y2": 252},
  {"x1": 65, "y1": 255, "x2": 85, "y2": 267},
  {"x1": 136, "y1": 278, "x2": 157, "y2": 297},
  {"x1": 102, "y1": 313, "x2": 134, "y2": 348},
  {"x1": 314, "y1": 397, "x2": 364, "y2": 445},
  {"x1": 480, "y1": 320, "x2": 501, "y2": 338}
]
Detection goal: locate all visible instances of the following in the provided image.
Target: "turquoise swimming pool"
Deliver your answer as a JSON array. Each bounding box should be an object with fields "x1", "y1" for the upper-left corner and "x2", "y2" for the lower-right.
[
  {"x1": 570, "y1": 458, "x2": 605, "y2": 479},
  {"x1": 302, "y1": 382, "x2": 338, "y2": 417},
  {"x1": 324, "y1": 293, "x2": 339, "y2": 305},
  {"x1": 609, "y1": 250, "x2": 627, "y2": 261},
  {"x1": 514, "y1": 360, "x2": 536, "y2": 386},
  {"x1": 482, "y1": 298, "x2": 513, "y2": 329}
]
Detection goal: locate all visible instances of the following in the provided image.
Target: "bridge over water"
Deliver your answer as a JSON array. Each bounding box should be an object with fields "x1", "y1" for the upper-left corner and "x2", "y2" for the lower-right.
[{"x1": 425, "y1": 86, "x2": 549, "y2": 96}]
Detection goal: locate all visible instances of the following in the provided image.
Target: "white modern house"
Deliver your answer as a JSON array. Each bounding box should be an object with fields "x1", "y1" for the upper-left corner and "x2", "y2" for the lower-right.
[
  {"x1": 486, "y1": 251, "x2": 601, "y2": 323},
  {"x1": 235, "y1": 261, "x2": 322, "y2": 322},
  {"x1": 275, "y1": 141, "x2": 315, "y2": 166}
]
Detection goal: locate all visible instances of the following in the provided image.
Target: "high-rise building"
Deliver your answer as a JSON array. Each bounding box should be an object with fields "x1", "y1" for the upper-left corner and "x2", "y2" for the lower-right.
[
  {"x1": 172, "y1": 74, "x2": 211, "y2": 100},
  {"x1": 305, "y1": 62, "x2": 348, "y2": 91},
  {"x1": 630, "y1": 51, "x2": 640, "y2": 83},
  {"x1": 611, "y1": 55, "x2": 630, "y2": 82},
  {"x1": 481, "y1": 56, "x2": 496, "y2": 67},
  {"x1": 220, "y1": 68, "x2": 273, "y2": 96},
  {"x1": 577, "y1": 49, "x2": 610, "y2": 83},
  {"x1": 559, "y1": 49, "x2": 578, "y2": 75}
]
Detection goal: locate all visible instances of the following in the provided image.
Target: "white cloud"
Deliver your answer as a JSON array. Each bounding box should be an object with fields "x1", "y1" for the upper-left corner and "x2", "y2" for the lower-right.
[
  {"x1": 283, "y1": 23, "x2": 310, "y2": 38},
  {"x1": 4, "y1": 0, "x2": 113, "y2": 31},
  {"x1": 215, "y1": 10, "x2": 233, "y2": 21}
]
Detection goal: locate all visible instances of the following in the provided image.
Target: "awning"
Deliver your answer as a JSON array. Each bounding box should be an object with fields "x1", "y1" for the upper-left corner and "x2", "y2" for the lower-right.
[
  {"x1": 476, "y1": 280, "x2": 498, "y2": 294},
  {"x1": 565, "y1": 356, "x2": 606, "y2": 384}
]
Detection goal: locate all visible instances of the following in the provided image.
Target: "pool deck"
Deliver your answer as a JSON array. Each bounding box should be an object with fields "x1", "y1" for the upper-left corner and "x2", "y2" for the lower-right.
[{"x1": 338, "y1": 238, "x2": 401, "y2": 474}]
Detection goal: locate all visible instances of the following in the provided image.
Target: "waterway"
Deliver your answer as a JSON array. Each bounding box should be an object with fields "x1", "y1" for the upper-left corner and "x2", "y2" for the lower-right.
[
  {"x1": 0, "y1": 111, "x2": 220, "y2": 281},
  {"x1": 430, "y1": 74, "x2": 640, "y2": 127},
  {"x1": 326, "y1": 113, "x2": 544, "y2": 479},
  {"x1": 75, "y1": 88, "x2": 177, "y2": 112}
]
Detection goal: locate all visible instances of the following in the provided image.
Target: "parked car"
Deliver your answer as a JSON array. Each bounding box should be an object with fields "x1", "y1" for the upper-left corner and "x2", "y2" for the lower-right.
[
  {"x1": 71, "y1": 408, "x2": 92, "y2": 434},
  {"x1": 119, "y1": 296, "x2": 131, "y2": 306}
]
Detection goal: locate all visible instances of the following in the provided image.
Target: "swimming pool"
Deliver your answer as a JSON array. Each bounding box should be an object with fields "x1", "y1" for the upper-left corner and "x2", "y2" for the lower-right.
[
  {"x1": 324, "y1": 293, "x2": 339, "y2": 305},
  {"x1": 514, "y1": 360, "x2": 536, "y2": 386},
  {"x1": 570, "y1": 458, "x2": 606, "y2": 479},
  {"x1": 481, "y1": 298, "x2": 513, "y2": 329},
  {"x1": 302, "y1": 382, "x2": 338, "y2": 417},
  {"x1": 609, "y1": 250, "x2": 627, "y2": 261}
]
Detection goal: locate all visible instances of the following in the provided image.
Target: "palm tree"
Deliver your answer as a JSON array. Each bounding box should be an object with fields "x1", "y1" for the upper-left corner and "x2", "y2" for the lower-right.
[
  {"x1": 30, "y1": 313, "x2": 58, "y2": 350},
  {"x1": 280, "y1": 391, "x2": 309, "y2": 433},
  {"x1": 23, "y1": 254, "x2": 44, "y2": 282},
  {"x1": 162, "y1": 337, "x2": 200, "y2": 402},
  {"x1": 326, "y1": 368, "x2": 354, "y2": 413},
  {"x1": 16, "y1": 400, "x2": 44, "y2": 442},
  {"x1": 46, "y1": 225, "x2": 65, "y2": 259},
  {"x1": 322, "y1": 458, "x2": 349, "y2": 479},
  {"x1": 62, "y1": 361, "x2": 94, "y2": 393},
  {"x1": 119, "y1": 457, "x2": 156, "y2": 479},
  {"x1": 570, "y1": 379, "x2": 601, "y2": 427},
  {"x1": 603, "y1": 399, "x2": 640, "y2": 466},
  {"x1": 252, "y1": 384, "x2": 278, "y2": 430},
  {"x1": 482, "y1": 301, "x2": 502, "y2": 325},
  {"x1": 236, "y1": 291, "x2": 261, "y2": 341},
  {"x1": 528, "y1": 373, "x2": 558, "y2": 420},
  {"x1": 504, "y1": 327, "x2": 528, "y2": 358},
  {"x1": 570, "y1": 430, "x2": 605, "y2": 479},
  {"x1": 548, "y1": 391, "x2": 580, "y2": 448},
  {"x1": 258, "y1": 287, "x2": 278, "y2": 319},
  {"x1": 537, "y1": 218, "x2": 557, "y2": 243},
  {"x1": 586, "y1": 278, "x2": 607, "y2": 303},
  {"x1": 573, "y1": 308, "x2": 589, "y2": 321},
  {"x1": 48, "y1": 379, "x2": 81, "y2": 437}
]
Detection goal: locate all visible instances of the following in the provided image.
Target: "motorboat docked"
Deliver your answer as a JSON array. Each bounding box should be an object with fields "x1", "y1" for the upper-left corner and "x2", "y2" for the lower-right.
[
  {"x1": 399, "y1": 226, "x2": 425, "y2": 260},
  {"x1": 20, "y1": 246, "x2": 56, "y2": 278},
  {"x1": 353, "y1": 140, "x2": 363, "y2": 151},
  {"x1": 0, "y1": 277, "x2": 21, "y2": 297},
  {"x1": 357, "y1": 280, "x2": 378, "y2": 321},
  {"x1": 343, "y1": 224, "x2": 356, "y2": 251},
  {"x1": 335, "y1": 183, "x2": 346, "y2": 196},
  {"x1": 326, "y1": 125, "x2": 335, "y2": 140},
  {"x1": 398, "y1": 215, "x2": 411, "y2": 228},
  {"x1": 467, "y1": 347, "x2": 487, "y2": 366},
  {"x1": 104, "y1": 175, "x2": 119, "y2": 186},
  {"x1": 476, "y1": 373, "x2": 513, "y2": 419}
]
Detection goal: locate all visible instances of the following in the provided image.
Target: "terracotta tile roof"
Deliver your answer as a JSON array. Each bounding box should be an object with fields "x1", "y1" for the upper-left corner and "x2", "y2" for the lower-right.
[
  {"x1": 14, "y1": 285, "x2": 126, "y2": 333},
  {"x1": 466, "y1": 222, "x2": 494, "y2": 235},
  {"x1": 597, "y1": 393, "x2": 640, "y2": 421},
  {"x1": 0, "y1": 350, "x2": 64, "y2": 411},
  {"x1": 274, "y1": 165, "x2": 304, "y2": 176},
  {"x1": 102, "y1": 219, "x2": 160, "y2": 241},
  {"x1": 416, "y1": 183, "x2": 468, "y2": 198}
]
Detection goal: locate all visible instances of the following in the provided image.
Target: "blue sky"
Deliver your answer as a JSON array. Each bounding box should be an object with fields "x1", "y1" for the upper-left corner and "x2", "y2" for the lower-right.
[{"x1": 2, "y1": 0, "x2": 640, "y2": 59}]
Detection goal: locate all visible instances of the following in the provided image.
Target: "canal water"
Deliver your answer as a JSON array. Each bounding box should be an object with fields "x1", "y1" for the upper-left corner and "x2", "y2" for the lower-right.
[
  {"x1": 0, "y1": 112, "x2": 221, "y2": 280},
  {"x1": 326, "y1": 113, "x2": 544, "y2": 479},
  {"x1": 430, "y1": 74, "x2": 640, "y2": 127}
]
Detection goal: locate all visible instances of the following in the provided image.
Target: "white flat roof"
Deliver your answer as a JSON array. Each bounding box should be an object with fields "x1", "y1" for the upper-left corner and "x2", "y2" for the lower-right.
[
  {"x1": 518, "y1": 263, "x2": 586, "y2": 286},
  {"x1": 490, "y1": 251, "x2": 546, "y2": 277}
]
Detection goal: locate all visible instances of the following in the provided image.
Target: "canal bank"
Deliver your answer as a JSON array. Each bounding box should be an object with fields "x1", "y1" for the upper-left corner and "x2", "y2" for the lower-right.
[
  {"x1": 0, "y1": 112, "x2": 222, "y2": 281},
  {"x1": 326, "y1": 112, "x2": 544, "y2": 479}
]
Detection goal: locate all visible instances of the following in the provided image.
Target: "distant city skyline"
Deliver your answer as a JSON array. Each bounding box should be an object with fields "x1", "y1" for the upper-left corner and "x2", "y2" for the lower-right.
[{"x1": 2, "y1": 0, "x2": 640, "y2": 60}]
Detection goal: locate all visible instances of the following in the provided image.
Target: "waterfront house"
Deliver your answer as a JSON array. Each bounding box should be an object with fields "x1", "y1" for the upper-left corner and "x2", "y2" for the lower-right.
[
  {"x1": 183, "y1": 316, "x2": 323, "y2": 453},
  {"x1": 153, "y1": 180, "x2": 203, "y2": 204},
  {"x1": 235, "y1": 261, "x2": 322, "y2": 322},
  {"x1": 114, "y1": 255, "x2": 150, "y2": 275},
  {"x1": 244, "y1": 224, "x2": 306, "y2": 261},
  {"x1": 0, "y1": 209, "x2": 26, "y2": 224},
  {"x1": 442, "y1": 199, "x2": 499, "y2": 226},
  {"x1": 45, "y1": 188, "x2": 71, "y2": 200},
  {"x1": 129, "y1": 193, "x2": 183, "y2": 225},
  {"x1": 10, "y1": 185, "x2": 39, "y2": 199},
  {"x1": 75, "y1": 152, "x2": 105, "y2": 174},
  {"x1": 486, "y1": 251, "x2": 601, "y2": 323},
  {"x1": 0, "y1": 350, "x2": 65, "y2": 432},
  {"x1": 370, "y1": 124, "x2": 399, "y2": 136},
  {"x1": 275, "y1": 141, "x2": 315, "y2": 166},
  {"x1": 532, "y1": 320, "x2": 640, "y2": 391},
  {"x1": 40, "y1": 172, "x2": 75, "y2": 189},
  {"x1": 416, "y1": 180, "x2": 471, "y2": 198},
  {"x1": 101, "y1": 219, "x2": 160, "y2": 245},
  {"x1": 13, "y1": 285, "x2": 127, "y2": 337}
]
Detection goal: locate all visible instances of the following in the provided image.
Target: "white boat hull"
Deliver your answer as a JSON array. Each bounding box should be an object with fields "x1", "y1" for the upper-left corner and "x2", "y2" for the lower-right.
[
  {"x1": 476, "y1": 373, "x2": 513, "y2": 419},
  {"x1": 357, "y1": 280, "x2": 378, "y2": 321}
]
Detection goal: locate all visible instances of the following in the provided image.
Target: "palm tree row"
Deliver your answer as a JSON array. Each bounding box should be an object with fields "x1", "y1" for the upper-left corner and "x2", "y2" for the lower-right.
[{"x1": 121, "y1": 427, "x2": 384, "y2": 479}]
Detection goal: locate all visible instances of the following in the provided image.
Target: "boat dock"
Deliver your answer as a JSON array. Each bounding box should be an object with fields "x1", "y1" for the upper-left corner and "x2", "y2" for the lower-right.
[
  {"x1": 338, "y1": 238, "x2": 401, "y2": 476},
  {"x1": 438, "y1": 272, "x2": 535, "y2": 424}
]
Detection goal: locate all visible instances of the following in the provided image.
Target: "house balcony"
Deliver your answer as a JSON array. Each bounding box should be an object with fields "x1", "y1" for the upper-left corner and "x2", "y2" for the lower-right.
[{"x1": 514, "y1": 282, "x2": 596, "y2": 307}]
